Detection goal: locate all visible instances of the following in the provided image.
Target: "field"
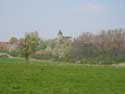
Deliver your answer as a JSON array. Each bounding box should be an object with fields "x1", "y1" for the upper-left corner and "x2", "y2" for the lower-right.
[{"x1": 0, "y1": 58, "x2": 125, "y2": 94}]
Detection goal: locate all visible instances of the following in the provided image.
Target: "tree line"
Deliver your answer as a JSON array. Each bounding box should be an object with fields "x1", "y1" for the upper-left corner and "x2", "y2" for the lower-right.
[
  {"x1": 67, "y1": 28, "x2": 125, "y2": 64},
  {"x1": 1, "y1": 28, "x2": 125, "y2": 64}
]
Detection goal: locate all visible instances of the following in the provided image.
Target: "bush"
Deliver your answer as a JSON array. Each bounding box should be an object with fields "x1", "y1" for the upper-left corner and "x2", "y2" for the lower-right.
[
  {"x1": 0, "y1": 53, "x2": 10, "y2": 58},
  {"x1": 32, "y1": 50, "x2": 53, "y2": 60},
  {"x1": 9, "y1": 49, "x2": 22, "y2": 57}
]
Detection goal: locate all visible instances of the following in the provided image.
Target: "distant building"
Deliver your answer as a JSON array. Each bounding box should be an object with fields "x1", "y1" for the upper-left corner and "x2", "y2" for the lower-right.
[
  {"x1": 0, "y1": 42, "x2": 10, "y2": 50},
  {"x1": 52, "y1": 30, "x2": 72, "y2": 58},
  {"x1": 9, "y1": 41, "x2": 23, "y2": 51},
  {"x1": 0, "y1": 41, "x2": 23, "y2": 51},
  {"x1": 56, "y1": 30, "x2": 72, "y2": 44}
]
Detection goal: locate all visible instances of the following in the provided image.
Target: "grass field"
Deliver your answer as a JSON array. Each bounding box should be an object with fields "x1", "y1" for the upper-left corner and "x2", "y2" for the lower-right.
[{"x1": 0, "y1": 58, "x2": 125, "y2": 94}]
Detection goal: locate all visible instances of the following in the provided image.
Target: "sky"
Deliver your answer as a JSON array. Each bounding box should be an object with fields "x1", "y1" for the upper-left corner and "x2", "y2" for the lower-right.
[{"x1": 0, "y1": 0, "x2": 125, "y2": 41}]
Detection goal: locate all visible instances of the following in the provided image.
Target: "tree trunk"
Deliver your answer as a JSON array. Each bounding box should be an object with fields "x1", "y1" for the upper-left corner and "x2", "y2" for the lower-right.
[{"x1": 25, "y1": 55, "x2": 30, "y2": 63}]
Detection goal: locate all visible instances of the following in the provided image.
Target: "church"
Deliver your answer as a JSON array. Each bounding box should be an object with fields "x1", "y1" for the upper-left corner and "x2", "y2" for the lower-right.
[{"x1": 56, "y1": 30, "x2": 72, "y2": 44}]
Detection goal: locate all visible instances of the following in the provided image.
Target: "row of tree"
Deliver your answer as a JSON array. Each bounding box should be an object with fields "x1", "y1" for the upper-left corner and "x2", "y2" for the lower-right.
[
  {"x1": 67, "y1": 29, "x2": 125, "y2": 64},
  {"x1": 3, "y1": 28, "x2": 125, "y2": 64}
]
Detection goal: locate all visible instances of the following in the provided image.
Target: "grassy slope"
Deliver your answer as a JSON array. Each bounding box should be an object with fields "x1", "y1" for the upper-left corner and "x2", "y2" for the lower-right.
[{"x1": 0, "y1": 58, "x2": 125, "y2": 94}]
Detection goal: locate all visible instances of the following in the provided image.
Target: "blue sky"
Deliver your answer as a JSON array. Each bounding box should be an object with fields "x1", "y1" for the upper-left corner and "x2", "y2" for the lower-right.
[{"x1": 0, "y1": 0, "x2": 125, "y2": 41}]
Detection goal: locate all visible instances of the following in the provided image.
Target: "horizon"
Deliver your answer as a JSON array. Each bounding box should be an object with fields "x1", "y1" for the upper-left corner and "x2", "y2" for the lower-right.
[
  {"x1": 1, "y1": 0, "x2": 125, "y2": 41},
  {"x1": 0, "y1": 28, "x2": 125, "y2": 42}
]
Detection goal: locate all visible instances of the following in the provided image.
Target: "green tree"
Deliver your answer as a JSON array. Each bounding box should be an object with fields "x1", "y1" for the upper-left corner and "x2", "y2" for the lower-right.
[
  {"x1": 22, "y1": 31, "x2": 40, "y2": 63},
  {"x1": 37, "y1": 40, "x2": 47, "y2": 50},
  {"x1": 9, "y1": 37, "x2": 18, "y2": 43}
]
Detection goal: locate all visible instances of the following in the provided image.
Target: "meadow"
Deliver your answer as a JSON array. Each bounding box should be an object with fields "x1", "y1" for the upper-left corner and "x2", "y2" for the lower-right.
[{"x1": 0, "y1": 58, "x2": 125, "y2": 94}]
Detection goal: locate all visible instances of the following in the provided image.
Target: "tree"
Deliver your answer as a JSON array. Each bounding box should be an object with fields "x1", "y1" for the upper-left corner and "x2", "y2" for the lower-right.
[
  {"x1": 9, "y1": 37, "x2": 18, "y2": 43},
  {"x1": 22, "y1": 31, "x2": 40, "y2": 63}
]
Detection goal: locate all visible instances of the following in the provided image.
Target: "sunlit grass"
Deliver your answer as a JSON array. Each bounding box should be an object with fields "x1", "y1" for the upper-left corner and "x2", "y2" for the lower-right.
[{"x1": 0, "y1": 58, "x2": 125, "y2": 94}]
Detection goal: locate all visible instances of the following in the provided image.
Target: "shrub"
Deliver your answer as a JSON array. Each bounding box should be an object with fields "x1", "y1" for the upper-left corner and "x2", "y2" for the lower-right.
[{"x1": 32, "y1": 50, "x2": 53, "y2": 60}]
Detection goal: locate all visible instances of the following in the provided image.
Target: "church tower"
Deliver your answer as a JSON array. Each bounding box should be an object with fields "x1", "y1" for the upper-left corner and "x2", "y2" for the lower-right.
[{"x1": 57, "y1": 29, "x2": 63, "y2": 40}]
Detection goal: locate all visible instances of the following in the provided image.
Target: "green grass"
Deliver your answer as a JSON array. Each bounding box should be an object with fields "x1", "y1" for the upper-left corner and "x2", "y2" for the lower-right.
[{"x1": 0, "y1": 58, "x2": 125, "y2": 94}]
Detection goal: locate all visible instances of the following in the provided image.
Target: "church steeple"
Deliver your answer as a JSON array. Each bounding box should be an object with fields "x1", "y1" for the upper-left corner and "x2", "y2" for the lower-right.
[
  {"x1": 57, "y1": 30, "x2": 63, "y2": 36},
  {"x1": 57, "y1": 29, "x2": 63, "y2": 41}
]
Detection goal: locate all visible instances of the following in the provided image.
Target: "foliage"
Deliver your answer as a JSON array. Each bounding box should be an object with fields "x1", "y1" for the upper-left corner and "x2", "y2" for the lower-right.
[
  {"x1": 6, "y1": 28, "x2": 125, "y2": 65},
  {"x1": 66, "y1": 29, "x2": 125, "y2": 64},
  {"x1": 9, "y1": 48, "x2": 22, "y2": 57},
  {"x1": 32, "y1": 50, "x2": 53, "y2": 60},
  {"x1": 22, "y1": 31, "x2": 40, "y2": 62},
  {"x1": 9, "y1": 37, "x2": 18, "y2": 43}
]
